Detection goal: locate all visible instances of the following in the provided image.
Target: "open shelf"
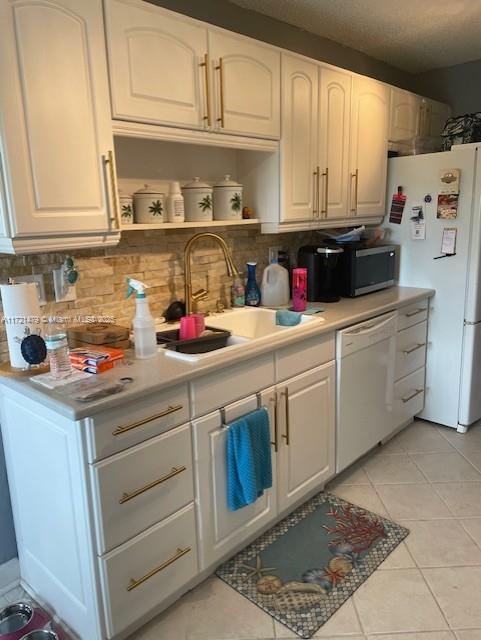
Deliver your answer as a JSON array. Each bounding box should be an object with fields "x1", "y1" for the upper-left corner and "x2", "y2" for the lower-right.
[{"x1": 121, "y1": 219, "x2": 260, "y2": 231}]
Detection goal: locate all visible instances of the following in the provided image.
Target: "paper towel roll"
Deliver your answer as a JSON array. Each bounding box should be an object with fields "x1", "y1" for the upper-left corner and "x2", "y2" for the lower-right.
[{"x1": 0, "y1": 283, "x2": 41, "y2": 368}]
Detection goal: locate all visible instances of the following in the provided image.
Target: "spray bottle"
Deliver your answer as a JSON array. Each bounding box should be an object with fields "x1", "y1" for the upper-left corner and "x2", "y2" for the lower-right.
[{"x1": 126, "y1": 278, "x2": 157, "y2": 359}]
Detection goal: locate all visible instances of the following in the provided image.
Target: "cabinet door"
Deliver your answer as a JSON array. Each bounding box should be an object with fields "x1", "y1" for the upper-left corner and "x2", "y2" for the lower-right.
[
  {"x1": 390, "y1": 88, "x2": 423, "y2": 142},
  {"x1": 192, "y1": 391, "x2": 277, "y2": 570},
  {"x1": 0, "y1": 0, "x2": 116, "y2": 235},
  {"x1": 105, "y1": 0, "x2": 209, "y2": 129},
  {"x1": 427, "y1": 99, "x2": 452, "y2": 136},
  {"x1": 350, "y1": 77, "x2": 389, "y2": 217},
  {"x1": 319, "y1": 67, "x2": 352, "y2": 220},
  {"x1": 280, "y1": 54, "x2": 318, "y2": 223},
  {"x1": 277, "y1": 363, "x2": 335, "y2": 513},
  {"x1": 209, "y1": 31, "x2": 280, "y2": 139}
]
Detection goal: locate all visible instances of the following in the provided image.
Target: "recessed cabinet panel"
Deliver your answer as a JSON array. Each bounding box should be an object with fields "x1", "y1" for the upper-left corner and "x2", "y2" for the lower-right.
[
  {"x1": 105, "y1": 0, "x2": 207, "y2": 129},
  {"x1": 390, "y1": 88, "x2": 422, "y2": 142},
  {"x1": 319, "y1": 68, "x2": 351, "y2": 219},
  {"x1": 350, "y1": 77, "x2": 389, "y2": 217},
  {"x1": 280, "y1": 55, "x2": 318, "y2": 222},
  {"x1": 209, "y1": 31, "x2": 280, "y2": 139},
  {"x1": 0, "y1": 0, "x2": 115, "y2": 235}
]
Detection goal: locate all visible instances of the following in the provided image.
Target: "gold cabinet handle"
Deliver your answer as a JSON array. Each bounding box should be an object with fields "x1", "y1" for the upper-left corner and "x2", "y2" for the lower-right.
[
  {"x1": 112, "y1": 404, "x2": 183, "y2": 436},
  {"x1": 403, "y1": 342, "x2": 426, "y2": 355},
  {"x1": 405, "y1": 308, "x2": 424, "y2": 318},
  {"x1": 268, "y1": 394, "x2": 278, "y2": 452},
  {"x1": 119, "y1": 465, "x2": 187, "y2": 504},
  {"x1": 127, "y1": 546, "x2": 191, "y2": 592},
  {"x1": 401, "y1": 388, "x2": 423, "y2": 403},
  {"x1": 105, "y1": 150, "x2": 120, "y2": 229},
  {"x1": 215, "y1": 57, "x2": 225, "y2": 127},
  {"x1": 350, "y1": 169, "x2": 359, "y2": 214},
  {"x1": 199, "y1": 53, "x2": 212, "y2": 127},
  {"x1": 280, "y1": 389, "x2": 290, "y2": 445},
  {"x1": 320, "y1": 167, "x2": 329, "y2": 216},
  {"x1": 312, "y1": 166, "x2": 320, "y2": 217}
]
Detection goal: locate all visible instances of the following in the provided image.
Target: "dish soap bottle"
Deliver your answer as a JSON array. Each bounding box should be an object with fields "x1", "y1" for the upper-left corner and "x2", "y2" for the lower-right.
[
  {"x1": 260, "y1": 259, "x2": 290, "y2": 307},
  {"x1": 126, "y1": 278, "x2": 157, "y2": 359},
  {"x1": 231, "y1": 276, "x2": 245, "y2": 307},
  {"x1": 245, "y1": 262, "x2": 261, "y2": 307}
]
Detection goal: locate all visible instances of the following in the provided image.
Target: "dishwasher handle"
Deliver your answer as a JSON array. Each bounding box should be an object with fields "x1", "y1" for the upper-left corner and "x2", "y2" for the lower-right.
[{"x1": 343, "y1": 313, "x2": 397, "y2": 337}]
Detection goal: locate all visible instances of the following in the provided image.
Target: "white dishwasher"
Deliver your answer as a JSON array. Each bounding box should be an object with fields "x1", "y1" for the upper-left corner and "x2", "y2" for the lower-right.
[{"x1": 336, "y1": 312, "x2": 397, "y2": 472}]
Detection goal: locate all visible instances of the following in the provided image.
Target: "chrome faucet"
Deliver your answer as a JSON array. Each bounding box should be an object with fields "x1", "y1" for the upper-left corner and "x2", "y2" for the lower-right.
[{"x1": 183, "y1": 232, "x2": 239, "y2": 315}]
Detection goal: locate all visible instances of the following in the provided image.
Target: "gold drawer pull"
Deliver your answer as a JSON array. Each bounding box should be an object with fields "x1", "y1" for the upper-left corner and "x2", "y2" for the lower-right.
[
  {"x1": 402, "y1": 388, "x2": 423, "y2": 403},
  {"x1": 127, "y1": 546, "x2": 191, "y2": 592},
  {"x1": 405, "y1": 308, "x2": 425, "y2": 318},
  {"x1": 112, "y1": 404, "x2": 183, "y2": 436},
  {"x1": 119, "y1": 466, "x2": 187, "y2": 504},
  {"x1": 403, "y1": 342, "x2": 426, "y2": 355}
]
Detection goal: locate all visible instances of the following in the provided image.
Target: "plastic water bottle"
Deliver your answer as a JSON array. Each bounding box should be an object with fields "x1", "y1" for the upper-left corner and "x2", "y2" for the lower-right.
[{"x1": 44, "y1": 320, "x2": 73, "y2": 379}]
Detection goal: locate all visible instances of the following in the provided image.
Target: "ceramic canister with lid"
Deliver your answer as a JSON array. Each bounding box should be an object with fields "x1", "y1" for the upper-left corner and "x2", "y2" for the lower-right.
[
  {"x1": 118, "y1": 190, "x2": 134, "y2": 225},
  {"x1": 133, "y1": 184, "x2": 165, "y2": 224},
  {"x1": 213, "y1": 174, "x2": 243, "y2": 220},
  {"x1": 182, "y1": 177, "x2": 213, "y2": 222}
]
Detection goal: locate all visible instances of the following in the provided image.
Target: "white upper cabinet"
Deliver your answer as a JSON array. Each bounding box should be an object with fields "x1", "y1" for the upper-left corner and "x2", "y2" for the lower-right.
[
  {"x1": 427, "y1": 99, "x2": 452, "y2": 136},
  {"x1": 319, "y1": 67, "x2": 352, "y2": 220},
  {"x1": 280, "y1": 54, "x2": 318, "y2": 223},
  {"x1": 0, "y1": 0, "x2": 119, "y2": 252},
  {"x1": 390, "y1": 87, "x2": 423, "y2": 142},
  {"x1": 208, "y1": 31, "x2": 280, "y2": 139},
  {"x1": 350, "y1": 76, "x2": 390, "y2": 217},
  {"x1": 105, "y1": 0, "x2": 209, "y2": 130}
]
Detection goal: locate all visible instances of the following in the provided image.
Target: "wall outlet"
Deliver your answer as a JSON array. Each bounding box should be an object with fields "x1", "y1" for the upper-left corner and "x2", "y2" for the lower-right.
[
  {"x1": 53, "y1": 267, "x2": 77, "y2": 303},
  {"x1": 10, "y1": 274, "x2": 46, "y2": 306}
]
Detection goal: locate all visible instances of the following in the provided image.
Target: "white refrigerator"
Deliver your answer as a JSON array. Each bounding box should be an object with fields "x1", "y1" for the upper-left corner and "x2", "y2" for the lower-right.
[{"x1": 384, "y1": 144, "x2": 481, "y2": 431}]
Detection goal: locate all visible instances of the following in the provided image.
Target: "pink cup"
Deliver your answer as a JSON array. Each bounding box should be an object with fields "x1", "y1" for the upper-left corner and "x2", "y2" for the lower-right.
[
  {"x1": 191, "y1": 313, "x2": 205, "y2": 337},
  {"x1": 179, "y1": 315, "x2": 197, "y2": 340}
]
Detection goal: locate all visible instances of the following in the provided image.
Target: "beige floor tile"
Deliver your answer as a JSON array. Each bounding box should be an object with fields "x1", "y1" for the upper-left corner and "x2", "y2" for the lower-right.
[
  {"x1": 401, "y1": 519, "x2": 481, "y2": 567},
  {"x1": 460, "y1": 518, "x2": 481, "y2": 547},
  {"x1": 327, "y1": 462, "x2": 371, "y2": 488},
  {"x1": 274, "y1": 597, "x2": 362, "y2": 638},
  {"x1": 375, "y1": 483, "x2": 451, "y2": 520},
  {"x1": 377, "y1": 541, "x2": 415, "y2": 570},
  {"x1": 367, "y1": 633, "x2": 455, "y2": 639},
  {"x1": 437, "y1": 424, "x2": 481, "y2": 452},
  {"x1": 411, "y1": 453, "x2": 481, "y2": 483},
  {"x1": 379, "y1": 434, "x2": 406, "y2": 454},
  {"x1": 434, "y1": 483, "x2": 481, "y2": 517},
  {"x1": 459, "y1": 450, "x2": 481, "y2": 473},
  {"x1": 455, "y1": 631, "x2": 481, "y2": 639},
  {"x1": 132, "y1": 576, "x2": 275, "y2": 640},
  {"x1": 330, "y1": 485, "x2": 388, "y2": 517},
  {"x1": 353, "y1": 568, "x2": 447, "y2": 634},
  {"x1": 423, "y1": 566, "x2": 481, "y2": 629},
  {"x1": 363, "y1": 453, "x2": 426, "y2": 484},
  {"x1": 395, "y1": 422, "x2": 456, "y2": 453}
]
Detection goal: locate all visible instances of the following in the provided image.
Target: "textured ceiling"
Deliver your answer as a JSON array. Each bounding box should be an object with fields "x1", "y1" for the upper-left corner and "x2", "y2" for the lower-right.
[{"x1": 228, "y1": 0, "x2": 481, "y2": 73}]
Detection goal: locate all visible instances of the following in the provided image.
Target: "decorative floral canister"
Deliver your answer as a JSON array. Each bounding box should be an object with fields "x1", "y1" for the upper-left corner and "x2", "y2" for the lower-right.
[
  {"x1": 182, "y1": 177, "x2": 213, "y2": 222},
  {"x1": 133, "y1": 184, "x2": 165, "y2": 224},
  {"x1": 213, "y1": 174, "x2": 243, "y2": 220},
  {"x1": 118, "y1": 190, "x2": 134, "y2": 225}
]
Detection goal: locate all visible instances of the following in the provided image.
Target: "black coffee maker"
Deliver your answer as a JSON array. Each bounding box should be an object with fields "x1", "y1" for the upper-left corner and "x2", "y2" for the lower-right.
[{"x1": 297, "y1": 245, "x2": 344, "y2": 302}]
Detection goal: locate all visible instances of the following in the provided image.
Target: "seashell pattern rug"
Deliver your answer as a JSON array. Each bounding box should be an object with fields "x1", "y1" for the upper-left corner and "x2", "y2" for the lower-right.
[{"x1": 216, "y1": 491, "x2": 409, "y2": 639}]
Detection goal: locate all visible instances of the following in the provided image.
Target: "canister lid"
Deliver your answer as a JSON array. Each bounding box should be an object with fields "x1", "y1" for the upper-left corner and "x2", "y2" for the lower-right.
[
  {"x1": 134, "y1": 184, "x2": 163, "y2": 195},
  {"x1": 214, "y1": 174, "x2": 242, "y2": 188},
  {"x1": 182, "y1": 177, "x2": 212, "y2": 190}
]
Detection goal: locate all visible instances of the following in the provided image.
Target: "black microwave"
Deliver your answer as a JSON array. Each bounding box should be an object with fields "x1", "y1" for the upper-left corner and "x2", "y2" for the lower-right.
[{"x1": 334, "y1": 242, "x2": 397, "y2": 297}]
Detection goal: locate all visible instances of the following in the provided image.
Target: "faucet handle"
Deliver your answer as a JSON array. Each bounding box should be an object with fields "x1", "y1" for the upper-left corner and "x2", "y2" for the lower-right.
[{"x1": 192, "y1": 288, "x2": 208, "y2": 302}]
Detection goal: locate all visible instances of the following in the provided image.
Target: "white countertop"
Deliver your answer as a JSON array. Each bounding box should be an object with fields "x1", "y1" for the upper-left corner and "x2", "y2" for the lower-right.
[{"x1": 0, "y1": 286, "x2": 434, "y2": 420}]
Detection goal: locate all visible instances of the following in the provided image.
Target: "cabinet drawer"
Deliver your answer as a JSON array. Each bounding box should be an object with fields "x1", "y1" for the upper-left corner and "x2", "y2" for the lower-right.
[
  {"x1": 190, "y1": 354, "x2": 274, "y2": 417},
  {"x1": 397, "y1": 299, "x2": 429, "y2": 330},
  {"x1": 393, "y1": 367, "x2": 426, "y2": 427},
  {"x1": 92, "y1": 423, "x2": 193, "y2": 554},
  {"x1": 100, "y1": 503, "x2": 197, "y2": 638},
  {"x1": 395, "y1": 321, "x2": 427, "y2": 381},
  {"x1": 276, "y1": 333, "x2": 335, "y2": 381},
  {"x1": 86, "y1": 384, "x2": 189, "y2": 461}
]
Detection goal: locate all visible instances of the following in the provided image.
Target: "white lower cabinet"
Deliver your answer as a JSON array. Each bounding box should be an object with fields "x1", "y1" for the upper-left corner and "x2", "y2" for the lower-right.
[
  {"x1": 277, "y1": 363, "x2": 335, "y2": 512},
  {"x1": 99, "y1": 503, "x2": 198, "y2": 639}
]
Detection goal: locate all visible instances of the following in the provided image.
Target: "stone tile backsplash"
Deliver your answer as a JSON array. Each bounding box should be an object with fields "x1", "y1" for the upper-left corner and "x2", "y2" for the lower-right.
[{"x1": 0, "y1": 227, "x2": 315, "y2": 362}]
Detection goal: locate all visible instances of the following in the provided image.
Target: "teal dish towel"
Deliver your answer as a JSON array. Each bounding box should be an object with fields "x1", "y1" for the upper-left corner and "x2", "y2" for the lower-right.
[{"x1": 226, "y1": 407, "x2": 273, "y2": 511}]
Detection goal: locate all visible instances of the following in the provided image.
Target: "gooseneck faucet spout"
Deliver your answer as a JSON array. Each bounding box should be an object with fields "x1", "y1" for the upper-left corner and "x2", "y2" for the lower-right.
[{"x1": 183, "y1": 232, "x2": 240, "y2": 315}]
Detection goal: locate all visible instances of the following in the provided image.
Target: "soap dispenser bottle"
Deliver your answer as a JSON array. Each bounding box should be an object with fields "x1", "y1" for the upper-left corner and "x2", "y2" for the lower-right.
[{"x1": 245, "y1": 262, "x2": 261, "y2": 307}]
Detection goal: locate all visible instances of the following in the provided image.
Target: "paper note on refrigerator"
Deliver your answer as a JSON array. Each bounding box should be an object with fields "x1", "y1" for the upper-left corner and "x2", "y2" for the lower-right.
[{"x1": 441, "y1": 227, "x2": 457, "y2": 255}]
